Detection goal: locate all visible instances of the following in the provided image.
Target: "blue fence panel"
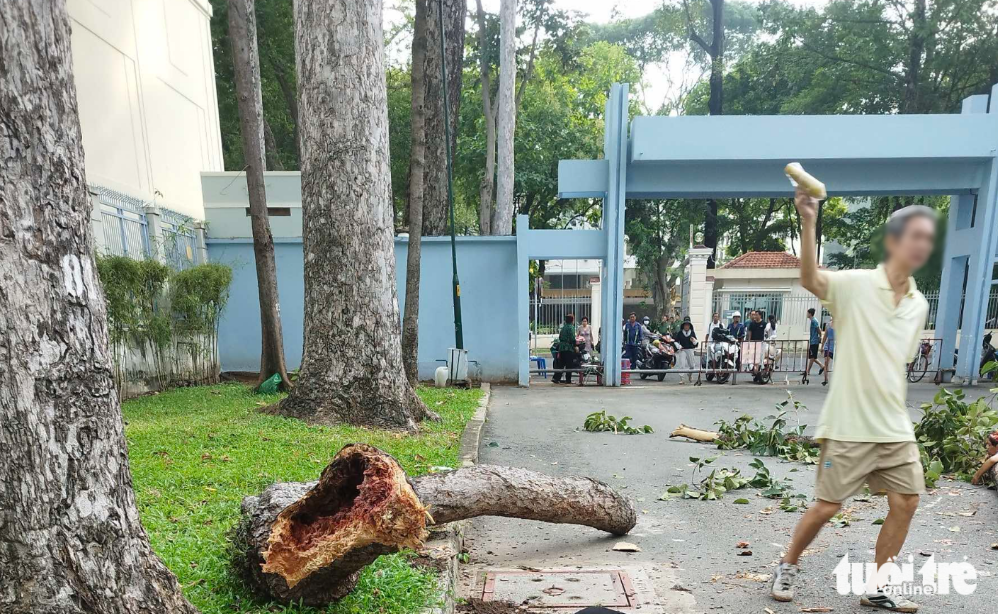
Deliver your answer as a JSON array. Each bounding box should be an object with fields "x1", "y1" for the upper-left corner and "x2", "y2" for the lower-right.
[
  {"x1": 161, "y1": 207, "x2": 201, "y2": 270},
  {"x1": 93, "y1": 185, "x2": 150, "y2": 259}
]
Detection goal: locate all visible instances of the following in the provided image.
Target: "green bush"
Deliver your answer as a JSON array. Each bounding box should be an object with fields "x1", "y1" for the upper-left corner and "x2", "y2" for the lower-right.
[
  {"x1": 915, "y1": 388, "x2": 998, "y2": 482},
  {"x1": 96, "y1": 256, "x2": 232, "y2": 389}
]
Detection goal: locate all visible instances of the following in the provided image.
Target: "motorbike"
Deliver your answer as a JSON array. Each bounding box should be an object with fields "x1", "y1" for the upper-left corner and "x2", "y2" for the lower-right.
[
  {"x1": 982, "y1": 332, "x2": 996, "y2": 379},
  {"x1": 636, "y1": 335, "x2": 673, "y2": 381},
  {"x1": 705, "y1": 327, "x2": 739, "y2": 384}
]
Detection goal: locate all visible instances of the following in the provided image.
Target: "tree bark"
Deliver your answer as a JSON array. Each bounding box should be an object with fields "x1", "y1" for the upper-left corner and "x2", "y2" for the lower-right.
[
  {"x1": 402, "y1": 0, "x2": 429, "y2": 386},
  {"x1": 228, "y1": 0, "x2": 293, "y2": 391},
  {"x1": 421, "y1": 0, "x2": 466, "y2": 235},
  {"x1": 475, "y1": 0, "x2": 496, "y2": 236},
  {"x1": 0, "y1": 2, "x2": 196, "y2": 612},
  {"x1": 493, "y1": 0, "x2": 518, "y2": 236},
  {"x1": 278, "y1": 0, "x2": 431, "y2": 430},
  {"x1": 233, "y1": 445, "x2": 636, "y2": 605}
]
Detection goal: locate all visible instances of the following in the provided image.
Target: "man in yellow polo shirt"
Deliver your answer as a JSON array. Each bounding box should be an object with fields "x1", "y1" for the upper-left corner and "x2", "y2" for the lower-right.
[{"x1": 770, "y1": 187, "x2": 935, "y2": 612}]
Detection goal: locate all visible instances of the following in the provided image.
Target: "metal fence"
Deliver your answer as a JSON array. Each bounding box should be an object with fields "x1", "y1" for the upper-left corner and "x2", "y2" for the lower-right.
[
  {"x1": 529, "y1": 297, "x2": 593, "y2": 334},
  {"x1": 94, "y1": 185, "x2": 150, "y2": 259},
  {"x1": 161, "y1": 208, "x2": 201, "y2": 270}
]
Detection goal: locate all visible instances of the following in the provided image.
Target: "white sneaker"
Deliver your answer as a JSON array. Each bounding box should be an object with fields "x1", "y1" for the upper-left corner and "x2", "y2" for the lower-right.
[
  {"x1": 769, "y1": 562, "x2": 798, "y2": 602},
  {"x1": 861, "y1": 592, "x2": 919, "y2": 612}
]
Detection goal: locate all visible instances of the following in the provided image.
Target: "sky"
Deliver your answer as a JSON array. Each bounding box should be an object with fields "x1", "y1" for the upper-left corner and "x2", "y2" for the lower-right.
[{"x1": 386, "y1": 0, "x2": 832, "y2": 112}]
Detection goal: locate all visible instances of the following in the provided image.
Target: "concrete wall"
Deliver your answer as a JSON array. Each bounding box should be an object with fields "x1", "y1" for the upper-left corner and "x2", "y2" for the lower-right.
[
  {"x1": 69, "y1": 0, "x2": 223, "y2": 218},
  {"x1": 207, "y1": 236, "x2": 521, "y2": 383}
]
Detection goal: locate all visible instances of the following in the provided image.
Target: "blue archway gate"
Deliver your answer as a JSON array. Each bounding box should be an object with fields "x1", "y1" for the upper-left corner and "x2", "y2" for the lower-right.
[{"x1": 516, "y1": 82, "x2": 998, "y2": 386}]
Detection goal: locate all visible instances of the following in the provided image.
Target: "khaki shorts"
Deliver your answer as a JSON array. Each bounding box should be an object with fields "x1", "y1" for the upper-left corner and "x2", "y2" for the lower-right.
[{"x1": 815, "y1": 440, "x2": 925, "y2": 503}]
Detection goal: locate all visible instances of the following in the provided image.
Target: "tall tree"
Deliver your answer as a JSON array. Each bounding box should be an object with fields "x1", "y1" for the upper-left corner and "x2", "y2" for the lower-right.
[
  {"x1": 0, "y1": 1, "x2": 196, "y2": 611},
  {"x1": 278, "y1": 0, "x2": 432, "y2": 430},
  {"x1": 421, "y1": 0, "x2": 467, "y2": 235},
  {"x1": 402, "y1": 0, "x2": 429, "y2": 386},
  {"x1": 493, "y1": 0, "x2": 518, "y2": 235},
  {"x1": 474, "y1": 0, "x2": 498, "y2": 235},
  {"x1": 228, "y1": 0, "x2": 293, "y2": 391},
  {"x1": 682, "y1": 0, "x2": 726, "y2": 267}
]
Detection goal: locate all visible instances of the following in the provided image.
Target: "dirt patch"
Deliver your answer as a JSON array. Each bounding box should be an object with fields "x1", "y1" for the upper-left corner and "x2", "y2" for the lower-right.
[{"x1": 457, "y1": 598, "x2": 521, "y2": 614}]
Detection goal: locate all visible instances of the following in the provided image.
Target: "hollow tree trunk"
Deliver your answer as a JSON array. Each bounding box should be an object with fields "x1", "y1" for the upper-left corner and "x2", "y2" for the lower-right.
[
  {"x1": 492, "y1": 0, "x2": 517, "y2": 236},
  {"x1": 421, "y1": 0, "x2": 466, "y2": 235},
  {"x1": 0, "y1": 2, "x2": 196, "y2": 612},
  {"x1": 228, "y1": 0, "x2": 293, "y2": 391},
  {"x1": 277, "y1": 0, "x2": 431, "y2": 430},
  {"x1": 402, "y1": 0, "x2": 429, "y2": 386},
  {"x1": 233, "y1": 444, "x2": 636, "y2": 606}
]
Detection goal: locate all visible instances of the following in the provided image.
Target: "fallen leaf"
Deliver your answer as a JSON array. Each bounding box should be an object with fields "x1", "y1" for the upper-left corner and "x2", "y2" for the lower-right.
[
  {"x1": 765, "y1": 608, "x2": 777, "y2": 614},
  {"x1": 991, "y1": 543, "x2": 998, "y2": 550},
  {"x1": 733, "y1": 498, "x2": 750, "y2": 504},
  {"x1": 737, "y1": 550, "x2": 753, "y2": 556},
  {"x1": 671, "y1": 584, "x2": 691, "y2": 592},
  {"x1": 613, "y1": 542, "x2": 641, "y2": 552},
  {"x1": 949, "y1": 526, "x2": 961, "y2": 532},
  {"x1": 800, "y1": 608, "x2": 833, "y2": 613},
  {"x1": 541, "y1": 586, "x2": 565, "y2": 596},
  {"x1": 872, "y1": 518, "x2": 885, "y2": 525},
  {"x1": 736, "y1": 541, "x2": 750, "y2": 549}
]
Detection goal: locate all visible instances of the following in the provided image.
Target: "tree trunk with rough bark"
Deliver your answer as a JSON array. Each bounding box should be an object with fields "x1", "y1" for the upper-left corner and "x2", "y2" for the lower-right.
[
  {"x1": 493, "y1": 0, "x2": 517, "y2": 236},
  {"x1": 475, "y1": 0, "x2": 496, "y2": 236},
  {"x1": 421, "y1": 0, "x2": 466, "y2": 235},
  {"x1": 402, "y1": 0, "x2": 429, "y2": 386},
  {"x1": 232, "y1": 445, "x2": 636, "y2": 605},
  {"x1": 276, "y1": 0, "x2": 431, "y2": 430},
  {"x1": 0, "y1": 2, "x2": 197, "y2": 612},
  {"x1": 228, "y1": 0, "x2": 293, "y2": 391}
]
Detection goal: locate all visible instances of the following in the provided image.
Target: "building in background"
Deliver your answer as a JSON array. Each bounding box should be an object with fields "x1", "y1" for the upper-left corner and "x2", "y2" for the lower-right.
[{"x1": 69, "y1": 0, "x2": 223, "y2": 264}]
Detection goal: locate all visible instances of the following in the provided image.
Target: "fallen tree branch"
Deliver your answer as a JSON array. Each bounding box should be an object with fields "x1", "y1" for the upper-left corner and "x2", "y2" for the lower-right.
[
  {"x1": 233, "y1": 444, "x2": 636, "y2": 605},
  {"x1": 670, "y1": 424, "x2": 719, "y2": 442}
]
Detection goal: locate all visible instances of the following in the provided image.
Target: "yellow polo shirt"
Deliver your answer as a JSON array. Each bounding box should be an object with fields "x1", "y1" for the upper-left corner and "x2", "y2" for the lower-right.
[{"x1": 814, "y1": 265, "x2": 928, "y2": 443}]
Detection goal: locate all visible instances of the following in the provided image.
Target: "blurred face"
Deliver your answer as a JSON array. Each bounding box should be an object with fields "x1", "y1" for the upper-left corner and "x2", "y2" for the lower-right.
[
  {"x1": 713, "y1": 313, "x2": 719, "y2": 322},
  {"x1": 582, "y1": 318, "x2": 588, "y2": 326},
  {"x1": 886, "y1": 216, "x2": 936, "y2": 272},
  {"x1": 987, "y1": 437, "x2": 998, "y2": 456},
  {"x1": 629, "y1": 315, "x2": 636, "y2": 323},
  {"x1": 733, "y1": 316, "x2": 740, "y2": 323}
]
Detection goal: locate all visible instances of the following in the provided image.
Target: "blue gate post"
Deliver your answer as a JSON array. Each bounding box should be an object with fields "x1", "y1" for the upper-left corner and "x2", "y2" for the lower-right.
[{"x1": 600, "y1": 83, "x2": 630, "y2": 386}]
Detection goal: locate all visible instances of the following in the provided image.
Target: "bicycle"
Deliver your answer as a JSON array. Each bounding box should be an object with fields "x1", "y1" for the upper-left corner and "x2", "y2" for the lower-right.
[{"x1": 907, "y1": 340, "x2": 933, "y2": 383}]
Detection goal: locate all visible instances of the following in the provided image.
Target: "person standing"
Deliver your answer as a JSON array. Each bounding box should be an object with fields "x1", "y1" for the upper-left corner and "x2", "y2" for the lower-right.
[
  {"x1": 578, "y1": 316, "x2": 594, "y2": 353},
  {"x1": 623, "y1": 313, "x2": 642, "y2": 372},
  {"x1": 707, "y1": 312, "x2": 724, "y2": 341},
  {"x1": 659, "y1": 314, "x2": 673, "y2": 336},
  {"x1": 675, "y1": 318, "x2": 698, "y2": 384},
  {"x1": 764, "y1": 314, "x2": 782, "y2": 369},
  {"x1": 803, "y1": 307, "x2": 822, "y2": 381},
  {"x1": 821, "y1": 317, "x2": 836, "y2": 386},
  {"x1": 770, "y1": 187, "x2": 934, "y2": 612},
  {"x1": 552, "y1": 314, "x2": 577, "y2": 384}
]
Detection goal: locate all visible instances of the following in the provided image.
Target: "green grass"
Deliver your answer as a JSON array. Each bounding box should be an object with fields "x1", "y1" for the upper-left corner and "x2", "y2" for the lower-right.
[{"x1": 123, "y1": 383, "x2": 482, "y2": 614}]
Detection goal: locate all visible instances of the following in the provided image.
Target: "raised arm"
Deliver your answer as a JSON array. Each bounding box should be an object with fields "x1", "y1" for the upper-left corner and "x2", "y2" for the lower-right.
[{"x1": 795, "y1": 186, "x2": 830, "y2": 300}]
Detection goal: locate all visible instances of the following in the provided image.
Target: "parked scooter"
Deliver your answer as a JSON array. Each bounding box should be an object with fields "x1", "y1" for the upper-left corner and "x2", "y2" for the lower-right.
[{"x1": 705, "y1": 327, "x2": 739, "y2": 384}]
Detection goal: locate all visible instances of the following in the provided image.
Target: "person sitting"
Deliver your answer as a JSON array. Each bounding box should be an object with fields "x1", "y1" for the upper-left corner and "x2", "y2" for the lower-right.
[{"x1": 971, "y1": 431, "x2": 998, "y2": 485}]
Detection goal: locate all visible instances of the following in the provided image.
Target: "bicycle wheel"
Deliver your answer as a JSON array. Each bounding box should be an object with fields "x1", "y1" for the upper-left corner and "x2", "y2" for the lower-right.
[{"x1": 907, "y1": 356, "x2": 927, "y2": 383}]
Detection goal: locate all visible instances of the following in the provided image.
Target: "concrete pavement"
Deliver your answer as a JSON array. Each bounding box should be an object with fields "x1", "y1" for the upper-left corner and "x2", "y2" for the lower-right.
[{"x1": 460, "y1": 382, "x2": 997, "y2": 613}]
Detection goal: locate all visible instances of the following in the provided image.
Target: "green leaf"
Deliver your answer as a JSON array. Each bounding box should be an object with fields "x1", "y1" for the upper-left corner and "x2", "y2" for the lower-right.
[{"x1": 733, "y1": 498, "x2": 750, "y2": 504}]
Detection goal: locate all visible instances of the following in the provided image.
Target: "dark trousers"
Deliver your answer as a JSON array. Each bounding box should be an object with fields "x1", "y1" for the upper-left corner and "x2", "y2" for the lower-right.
[
  {"x1": 624, "y1": 344, "x2": 640, "y2": 369},
  {"x1": 553, "y1": 351, "x2": 574, "y2": 383}
]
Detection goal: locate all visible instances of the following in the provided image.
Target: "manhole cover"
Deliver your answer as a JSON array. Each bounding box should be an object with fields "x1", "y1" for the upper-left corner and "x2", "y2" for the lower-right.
[{"x1": 482, "y1": 569, "x2": 634, "y2": 608}]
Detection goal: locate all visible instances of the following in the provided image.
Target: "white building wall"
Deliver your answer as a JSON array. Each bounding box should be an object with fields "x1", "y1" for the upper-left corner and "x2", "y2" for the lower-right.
[{"x1": 69, "y1": 0, "x2": 223, "y2": 219}]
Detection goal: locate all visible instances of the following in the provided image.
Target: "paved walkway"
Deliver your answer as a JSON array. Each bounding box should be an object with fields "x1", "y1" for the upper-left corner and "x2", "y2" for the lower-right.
[{"x1": 461, "y1": 382, "x2": 996, "y2": 613}]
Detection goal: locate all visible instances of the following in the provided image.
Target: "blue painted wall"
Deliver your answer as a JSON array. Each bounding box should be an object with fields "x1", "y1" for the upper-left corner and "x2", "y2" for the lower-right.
[{"x1": 208, "y1": 236, "x2": 520, "y2": 382}]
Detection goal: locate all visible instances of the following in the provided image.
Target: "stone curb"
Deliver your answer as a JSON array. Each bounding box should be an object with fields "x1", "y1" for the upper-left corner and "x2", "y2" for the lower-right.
[{"x1": 423, "y1": 383, "x2": 491, "y2": 614}]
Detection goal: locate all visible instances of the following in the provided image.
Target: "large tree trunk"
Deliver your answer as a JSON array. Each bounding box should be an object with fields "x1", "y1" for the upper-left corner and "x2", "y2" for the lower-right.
[
  {"x1": 233, "y1": 445, "x2": 636, "y2": 606},
  {"x1": 0, "y1": 2, "x2": 196, "y2": 612},
  {"x1": 475, "y1": 0, "x2": 496, "y2": 236},
  {"x1": 421, "y1": 0, "x2": 466, "y2": 235},
  {"x1": 402, "y1": 0, "x2": 429, "y2": 386},
  {"x1": 278, "y1": 0, "x2": 430, "y2": 430},
  {"x1": 228, "y1": 0, "x2": 293, "y2": 391},
  {"x1": 263, "y1": 117, "x2": 285, "y2": 171},
  {"x1": 492, "y1": 0, "x2": 517, "y2": 236}
]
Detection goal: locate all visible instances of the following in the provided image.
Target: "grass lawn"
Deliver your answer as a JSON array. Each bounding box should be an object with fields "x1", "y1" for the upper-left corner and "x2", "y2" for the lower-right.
[{"x1": 123, "y1": 383, "x2": 482, "y2": 614}]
